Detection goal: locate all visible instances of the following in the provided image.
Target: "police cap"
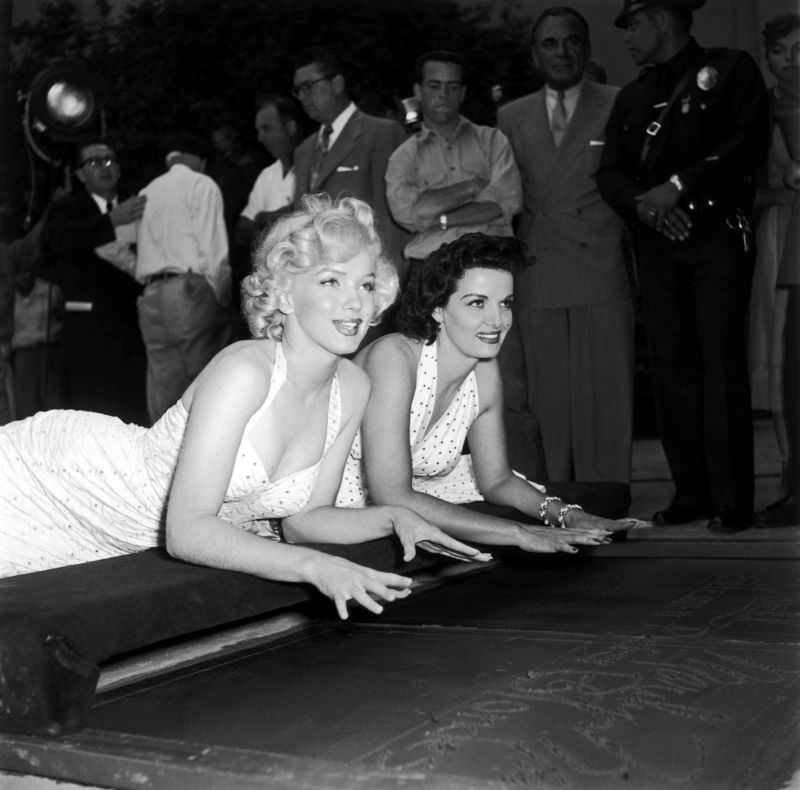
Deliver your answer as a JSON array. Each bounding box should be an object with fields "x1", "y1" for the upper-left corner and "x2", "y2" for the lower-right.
[{"x1": 614, "y1": 0, "x2": 706, "y2": 29}]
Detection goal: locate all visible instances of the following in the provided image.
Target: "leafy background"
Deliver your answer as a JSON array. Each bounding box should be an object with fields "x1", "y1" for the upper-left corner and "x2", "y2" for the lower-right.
[{"x1": 3, "y1": 0, "x2": 534, "y2": 223}]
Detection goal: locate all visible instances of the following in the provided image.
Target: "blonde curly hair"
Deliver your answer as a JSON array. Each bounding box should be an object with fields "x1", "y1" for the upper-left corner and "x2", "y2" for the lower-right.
[{"x1": 241, "y1": 194, "x2": 399, "y2": 339}]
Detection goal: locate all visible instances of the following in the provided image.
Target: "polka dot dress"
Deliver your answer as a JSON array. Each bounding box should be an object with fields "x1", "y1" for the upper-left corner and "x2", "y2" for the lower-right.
[{"x1": 336, "y1": 339, "x2": 484, "y2": 506}]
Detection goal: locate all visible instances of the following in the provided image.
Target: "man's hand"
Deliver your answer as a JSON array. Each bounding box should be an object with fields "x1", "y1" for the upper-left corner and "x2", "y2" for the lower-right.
[
  {"x1": 110, "y1": 195, "x2": 147, "y2": 226},
  {"x1": 635, "y1": 181, "x2": 692, "y2": 241},
  {"x1": 467, "y1": 176, "x2": 489, "y2": 197}
]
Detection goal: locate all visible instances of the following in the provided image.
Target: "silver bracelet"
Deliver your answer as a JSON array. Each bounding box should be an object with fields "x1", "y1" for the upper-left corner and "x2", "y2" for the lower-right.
[
  {"x1": 557, "y1": 503, "x2": 583, "y2": 529},
  {"x1": 537, "y1": 496, "x2": 562, "y2": 527}
]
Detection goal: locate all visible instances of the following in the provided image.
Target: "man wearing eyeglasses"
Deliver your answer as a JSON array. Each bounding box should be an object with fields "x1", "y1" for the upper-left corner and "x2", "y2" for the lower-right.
[
  {"x1": 41, "y1": 140, "x2": 148, "y2": 422},
  {"x1": 291, "y1": 47, "x2": 409, "y2": 303},
  {"x1": 385, "y1": 50, "x2": 521, "y2": 265}
]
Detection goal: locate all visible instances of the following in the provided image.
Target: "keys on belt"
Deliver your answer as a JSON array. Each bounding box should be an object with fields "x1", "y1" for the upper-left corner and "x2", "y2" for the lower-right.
[{"x1": 725, "y1": 209, "x2": 752, "y2": 253}]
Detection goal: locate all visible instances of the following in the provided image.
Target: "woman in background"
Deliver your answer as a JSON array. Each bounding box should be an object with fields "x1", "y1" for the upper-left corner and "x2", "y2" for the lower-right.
[{"x1": 748, "y1": 13, "x2": 799, "y2": 489}]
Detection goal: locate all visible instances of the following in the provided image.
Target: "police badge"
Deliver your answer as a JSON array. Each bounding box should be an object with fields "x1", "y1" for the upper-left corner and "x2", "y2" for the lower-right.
[{"x1": 696, "y1": 66, "x2": 718, "y2": 91}]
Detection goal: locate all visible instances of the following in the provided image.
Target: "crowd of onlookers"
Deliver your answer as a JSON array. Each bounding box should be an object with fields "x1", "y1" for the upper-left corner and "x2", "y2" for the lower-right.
[{"x1": 0, "y1": 2, "x2": 797, "y2": 530}]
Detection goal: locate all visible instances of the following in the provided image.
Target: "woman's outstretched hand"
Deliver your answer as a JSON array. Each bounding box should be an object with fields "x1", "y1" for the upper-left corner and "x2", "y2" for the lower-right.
[
  {"x1": 565, "y1": 511, "x2": 642, "y2": 533},
  {"x1": 517, "y1": 522, "x2": 613, "y2": 553},
  {"x1": 303, "y1": 553, "x2": 413, "y2": 620},
  {"x1": 390, "y1": 507, "x2": 493, "y2": 563}
]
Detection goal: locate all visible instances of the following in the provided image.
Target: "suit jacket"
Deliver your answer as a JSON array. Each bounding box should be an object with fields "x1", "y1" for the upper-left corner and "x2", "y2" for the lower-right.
[
  {"x1": 294, "y1": 109, "x2": 409, "y2": 277},
  {"x1": 41, "y1": 189, "x2": 141, "y2": 329},
  {"x1": 497, "y1": 81, "x2": 630, "y2": 309}
]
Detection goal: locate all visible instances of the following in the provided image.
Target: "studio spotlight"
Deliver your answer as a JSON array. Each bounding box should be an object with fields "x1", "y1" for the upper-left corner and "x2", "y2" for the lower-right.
[{"x1": 23, "y1": 59, "x2": 104, "y2": 165}]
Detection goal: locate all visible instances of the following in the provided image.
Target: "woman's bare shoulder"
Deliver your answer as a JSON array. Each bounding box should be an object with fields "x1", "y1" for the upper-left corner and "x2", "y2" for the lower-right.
[
  {"x1": 184, "y1": 340, "x2": 274, "y2": 409},
  {"x1": 357, "y1": 333, "x2": 421, "y2": 374},
  {"x1": 473, "y1": 357, "x2": 503, "y2": 405},
  {"x1": 336, "y1": 357, "x2": 371, "y2": 401}
]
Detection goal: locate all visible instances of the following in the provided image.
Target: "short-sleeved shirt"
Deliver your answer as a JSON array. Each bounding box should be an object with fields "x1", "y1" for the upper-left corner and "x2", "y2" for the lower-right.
[
  {"x1": 240, "y1": 160, "x2": 295, "y2": 221},
  {"x1": 385, "y1": 116, "x2": 522, "y2": 259}
]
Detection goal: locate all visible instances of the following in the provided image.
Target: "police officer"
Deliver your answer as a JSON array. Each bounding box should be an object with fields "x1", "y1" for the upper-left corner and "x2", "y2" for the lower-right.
[{"x1": 596, "y1": 0, "x2": 770, "y2": 531}]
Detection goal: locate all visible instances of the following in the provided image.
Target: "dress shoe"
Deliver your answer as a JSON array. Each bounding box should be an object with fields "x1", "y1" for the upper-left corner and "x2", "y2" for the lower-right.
[
  {"x1": 753, "y1": 496, "x2": 799, "y2": 528},
  {"x1": 652, "y1": 507, "x2": 707, "y2": 526},
  {"x1": 707, "y1": 511, "x2": 752, "y2": 533}
]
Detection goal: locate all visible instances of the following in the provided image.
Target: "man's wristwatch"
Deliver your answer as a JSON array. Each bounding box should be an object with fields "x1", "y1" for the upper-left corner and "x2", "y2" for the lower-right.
[
  {"x1": 439, "y1": 213, "x2": 448, "y2": 231},
  {"x1": 668, "y1": 174, "x2": 686, "y2": 194}
]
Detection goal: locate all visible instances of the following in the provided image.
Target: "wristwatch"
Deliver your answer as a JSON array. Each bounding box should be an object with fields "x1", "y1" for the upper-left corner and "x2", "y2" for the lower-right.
[
  {"x1": 668, "y1": 174, "x2": 686, "y2": 194},
  {"x1": 439, "y1": 213, "x2": 448, "y2": 231}
]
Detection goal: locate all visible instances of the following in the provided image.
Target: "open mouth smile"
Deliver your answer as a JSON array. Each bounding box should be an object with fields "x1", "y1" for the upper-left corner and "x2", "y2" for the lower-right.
[{"x1": 333, "y1": 319, "x2": 363, "y2": 337}]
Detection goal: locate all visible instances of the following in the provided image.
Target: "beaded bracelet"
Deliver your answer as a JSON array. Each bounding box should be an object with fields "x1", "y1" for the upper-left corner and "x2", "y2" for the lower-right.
[
  {"x1": 537, "y1": 496, "x2": 562, "y2": 527},
  {"x1": 557, "y1": 503, "x2": 583, "y2": 529}
]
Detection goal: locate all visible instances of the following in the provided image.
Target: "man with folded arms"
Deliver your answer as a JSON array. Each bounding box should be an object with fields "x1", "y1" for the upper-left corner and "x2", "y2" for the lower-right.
[{"x1": 385, "y1": 49, "x2": 521, "y2": 269}]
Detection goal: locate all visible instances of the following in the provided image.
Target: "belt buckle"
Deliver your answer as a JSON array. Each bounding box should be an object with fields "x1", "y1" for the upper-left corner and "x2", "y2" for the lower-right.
[{"x1": 645, "y1": 121, "x2": 661, "y2": 137}]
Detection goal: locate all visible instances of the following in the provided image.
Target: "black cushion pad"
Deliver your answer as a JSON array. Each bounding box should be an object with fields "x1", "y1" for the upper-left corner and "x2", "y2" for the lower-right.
[{"x1": 0, "y1": 482, "x2": 629, "y2": 735}]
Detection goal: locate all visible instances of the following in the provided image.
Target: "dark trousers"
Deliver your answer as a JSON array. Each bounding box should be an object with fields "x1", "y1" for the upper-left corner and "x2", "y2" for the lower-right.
[
  {"x1": 62, "y1": 311, "x2": 147, "y2": 424},
  {"x1": 637, "y1": 225, "x2": 754, "y2": 517},
  {"x1": 137, "y1": 274, "x2": 232, "y2": 424},
  {"x1": 783, "y1": 285, "x2": 799, "y2": 498}
]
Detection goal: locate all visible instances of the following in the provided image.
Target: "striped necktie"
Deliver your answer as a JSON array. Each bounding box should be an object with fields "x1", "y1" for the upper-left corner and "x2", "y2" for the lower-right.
[
  {"x1": 310, "y1": 124, "x2": 333, "y2": 190},
  {"x1": 550, "y1": 91, "x2": 567, "y2": 148}
]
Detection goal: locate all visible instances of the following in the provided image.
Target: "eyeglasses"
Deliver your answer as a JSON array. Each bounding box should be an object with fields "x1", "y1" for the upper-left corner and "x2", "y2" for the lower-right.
[
  {"x1": 80, "y1": 156, "x2": 117, "y2": 169},
  {"x1": 292, "y1": 75, "x2": 333, "y2": 99}
]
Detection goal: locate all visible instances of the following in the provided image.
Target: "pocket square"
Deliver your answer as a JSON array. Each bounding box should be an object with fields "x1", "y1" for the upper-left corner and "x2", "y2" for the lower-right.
[
  {"x1": 588, "y1": 140, "x2": 605, "y2": 146},
  {"x1": 336, "y1": 165, "x2": 360, "y2": 172}
]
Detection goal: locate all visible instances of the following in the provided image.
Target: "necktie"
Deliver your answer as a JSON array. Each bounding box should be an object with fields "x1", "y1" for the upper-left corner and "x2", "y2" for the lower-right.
[
  {"x1": 106, "y1": 200, "x2": 114, "y2": 215},
  {"x1": 550, "y1": 91, "x2": 567, "y2": 148},
  {"x1": 310, "y1": 124, "x2": 333, "y2": 190}
]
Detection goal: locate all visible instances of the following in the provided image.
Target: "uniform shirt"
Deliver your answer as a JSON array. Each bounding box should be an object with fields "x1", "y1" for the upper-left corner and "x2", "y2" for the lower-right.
[
  {"x1": 386, "y1": 116, "x2": 522, "y2": 259},
  {"x1": 596, "y1": 38, "x2": 770, "y2": 225},
  {"x1": 137, "y1": 163, "x2": 231, "y2": 306},
  {"x1": 240, "y1": 160, "x2": 295, "y2": 220}
]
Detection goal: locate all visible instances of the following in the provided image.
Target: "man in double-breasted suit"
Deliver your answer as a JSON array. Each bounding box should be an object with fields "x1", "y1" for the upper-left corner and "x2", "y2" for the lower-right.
[
  {"x1": 497, "y1": 7, "x2": 634, "y2": 483},
  {"x1": 292, "y1": 47, "x2": 409, "y2": 289}
]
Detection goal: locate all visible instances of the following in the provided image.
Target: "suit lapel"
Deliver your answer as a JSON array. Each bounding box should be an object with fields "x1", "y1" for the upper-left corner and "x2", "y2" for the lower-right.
[
  {"x1": 317, "y1": 111, "x2": 362, "y2": 188},
  {"x1": 538, "y1": 82, "x2": 602, "y2": 199},
  {"x1": 294, "y1": 136, "x2": 315, "y2": 197},
  {"x1": 79, "y1": 189, "x2": 102, "y2": 216},
  {"x1": 526, "y1": 90, "x2": 560, "y2": 185}
]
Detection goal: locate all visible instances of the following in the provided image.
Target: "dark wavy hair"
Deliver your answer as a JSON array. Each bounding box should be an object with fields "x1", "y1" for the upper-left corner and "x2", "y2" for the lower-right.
[
  {"x1": 397, "y1": 232, "x2": 529, "y2": 344},
  {"x1": 763, "y1": 14, "x2": 799, "y2": 50}
]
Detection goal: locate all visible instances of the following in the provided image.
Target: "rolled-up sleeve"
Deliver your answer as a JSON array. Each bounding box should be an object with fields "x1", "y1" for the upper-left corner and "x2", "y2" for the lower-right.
[
  {"x1": 475, "y1": 127, "x2": 522, "y2": 224},
  {"x1": 385, "y1": 140, "x2": 424, "y2": 232}
]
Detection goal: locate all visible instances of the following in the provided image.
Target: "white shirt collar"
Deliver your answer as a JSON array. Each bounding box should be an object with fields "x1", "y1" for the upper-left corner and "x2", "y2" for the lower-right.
[
  {"x1": 323, "y1": 102, "x2": 357, "y2": 147},
  {"x1": 545, "y1": 80, "x2": 584, "y2": 122},
  {"x1": 89, "y1": 192, "x2": 115, "y2": 214}
]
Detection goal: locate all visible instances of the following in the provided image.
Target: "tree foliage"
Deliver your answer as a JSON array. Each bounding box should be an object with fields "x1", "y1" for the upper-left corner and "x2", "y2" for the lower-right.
[{"x1": 6, "y1": 0, "x2": 533, "y2": 211}]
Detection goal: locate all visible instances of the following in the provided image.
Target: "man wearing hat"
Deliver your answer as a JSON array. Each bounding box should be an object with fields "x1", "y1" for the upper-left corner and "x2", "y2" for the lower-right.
[
  {"x1": 136, "y1": 134, "x2": 233, "y2": 423},
  {"x1": 596, "y1": 1, "x2": 770, "y2": 531}
]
